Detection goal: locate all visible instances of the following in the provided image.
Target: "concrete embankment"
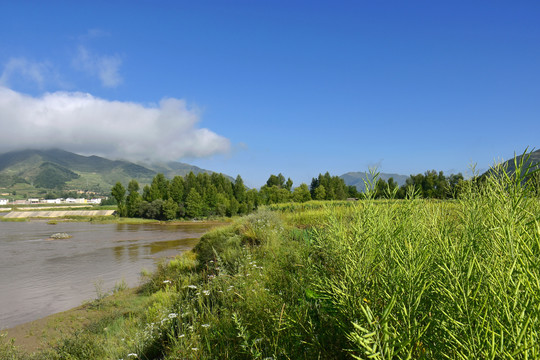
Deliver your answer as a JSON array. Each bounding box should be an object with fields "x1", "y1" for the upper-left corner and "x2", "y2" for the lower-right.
[{"x1": 3, "y1": 210, "x2": 116, "y2": 218}]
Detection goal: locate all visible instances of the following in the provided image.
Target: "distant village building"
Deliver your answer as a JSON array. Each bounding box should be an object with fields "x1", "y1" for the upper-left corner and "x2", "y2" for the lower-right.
[
  {"x1": 0, "y1": 199, "x2": 8, "y2": 206},
  {"x1": 28, "y1": 198, "x2": 40, "y2": 204},
  {"x1": 44, "y1": 199, "x2": 62, "y2": 204},
  {"x1": 65, "y1": 198, "x2": 87, "y2": 204}
]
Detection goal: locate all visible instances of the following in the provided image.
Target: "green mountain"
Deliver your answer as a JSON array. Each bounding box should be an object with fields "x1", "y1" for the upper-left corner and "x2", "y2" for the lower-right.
[
  {"x1": 340, "y1": 171, "x2": 409, "y2": 192},
  {"x1": 0, "y1": 149, "x2": 224, "y2": 194},
  {"x1": 497, "y1": 149, "x2": 540, "y2": 174}
]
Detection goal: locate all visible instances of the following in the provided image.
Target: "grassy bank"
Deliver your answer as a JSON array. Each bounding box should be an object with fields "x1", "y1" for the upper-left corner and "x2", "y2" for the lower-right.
[{"x1": 2, "y1": 165, "x2": 539, "y2": 359}]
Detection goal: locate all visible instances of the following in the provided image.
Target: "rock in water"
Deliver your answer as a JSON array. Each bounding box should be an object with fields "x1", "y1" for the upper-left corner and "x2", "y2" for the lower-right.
[{"x1": 49, "y1": 233, "x2": 72, "y2": 240}]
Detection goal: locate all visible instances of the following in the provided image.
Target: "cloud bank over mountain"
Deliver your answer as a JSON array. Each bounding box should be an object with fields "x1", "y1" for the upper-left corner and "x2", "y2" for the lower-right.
[{"x1": 0, "y1": 86, "x2": 231, "y2": 161}]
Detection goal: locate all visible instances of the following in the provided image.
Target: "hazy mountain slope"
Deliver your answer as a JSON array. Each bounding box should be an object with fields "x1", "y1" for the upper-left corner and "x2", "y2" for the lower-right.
[
  {"x1": 0, "y1": 149, "x2": 226, "y2": 193},
  {"x1": 341, "y1": 171, "x2": 409, "y2": 191}
]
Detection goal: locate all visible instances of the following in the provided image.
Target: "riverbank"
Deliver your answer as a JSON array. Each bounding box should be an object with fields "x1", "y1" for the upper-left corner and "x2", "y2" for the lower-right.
[
  {"x1": 2, "y1": 287, "x2": 146, "y2": 353},
  {"x1": 2, "y1": 210, "x2": 116, "y2": 219}
]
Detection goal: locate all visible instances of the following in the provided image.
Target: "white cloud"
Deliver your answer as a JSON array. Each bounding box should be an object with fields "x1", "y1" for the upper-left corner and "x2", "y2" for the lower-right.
[
  {"x1": 0, "y1": 58, "x2": 52, "y2": 88},
  {"x1": 73, "y1": 46, "x2": 122, "y2": 88},
  {"x1": 0, "y1": 86, "x2": 231, "y2": 161}
]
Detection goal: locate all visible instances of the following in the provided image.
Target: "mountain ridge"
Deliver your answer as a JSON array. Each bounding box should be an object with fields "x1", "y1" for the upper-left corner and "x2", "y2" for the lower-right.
[
  {"x1": 0, "y1": 148, "x2": 227, "y2": 194},
  {"x1": 340, "y1": 171, "x2": 409, "y2": 191}
]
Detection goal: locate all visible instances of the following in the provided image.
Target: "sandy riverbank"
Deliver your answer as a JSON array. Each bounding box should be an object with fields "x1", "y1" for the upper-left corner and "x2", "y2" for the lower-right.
[{"x1": 1, "y1": 288, "x2": 140, "y2": 353}]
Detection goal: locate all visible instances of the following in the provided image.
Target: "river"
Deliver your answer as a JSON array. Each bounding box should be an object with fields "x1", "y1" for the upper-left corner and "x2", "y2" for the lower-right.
[{"x1": 0, "y1": 220, "x2": 216, "y2": 330}]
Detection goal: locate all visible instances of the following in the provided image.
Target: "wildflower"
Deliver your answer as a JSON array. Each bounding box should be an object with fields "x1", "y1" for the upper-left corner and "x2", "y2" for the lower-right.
[
  {"x1": 179, "y1": 334, "x2": 185, "y2": 338},
  {"x1": 168, "y1": 313, "x2": 178, "y2": 319},
  {"x1": 127, "y1": 354, "x2": 138, "y2": 358},
  {"x1": 187, "y1": 285, "x2": 197, "y2": 289},
  {"x1": 163, "y1": 280, "x2": 171, "y2": 284},
  {"x1": 192, "y1": 347, "x2": 199, "y2": 351},
  {"x1": 203, "y1": 290, "x2": 210, "y2": 296},
  {"x1": 201, "y1": 324, "x2": 210, "y2": 328}
]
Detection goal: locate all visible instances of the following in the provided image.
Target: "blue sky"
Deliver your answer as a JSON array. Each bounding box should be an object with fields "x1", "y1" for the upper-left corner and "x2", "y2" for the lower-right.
[{"x1": 1, "y1": 1, "x2": 539, "y2": 187}]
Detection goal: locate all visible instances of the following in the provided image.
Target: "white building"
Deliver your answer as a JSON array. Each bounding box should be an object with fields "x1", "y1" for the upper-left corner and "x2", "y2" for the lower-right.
[
  {"x1": 0, "y1": 199, "x2": 8, "y2": 206},
  {"x1": 44, "y1": 199, "x2": 62, "y2": 204}
]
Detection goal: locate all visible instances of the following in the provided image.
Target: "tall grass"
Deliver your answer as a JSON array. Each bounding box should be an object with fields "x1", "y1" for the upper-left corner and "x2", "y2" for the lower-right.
[{"x1": 2, "y1": 160, "x2": 539, "y2": 359}]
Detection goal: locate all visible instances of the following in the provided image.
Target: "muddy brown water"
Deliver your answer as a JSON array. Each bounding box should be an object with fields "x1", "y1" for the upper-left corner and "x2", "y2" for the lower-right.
[{"x1": 0, "y1": 221, "x2": 216, "y2": 330}]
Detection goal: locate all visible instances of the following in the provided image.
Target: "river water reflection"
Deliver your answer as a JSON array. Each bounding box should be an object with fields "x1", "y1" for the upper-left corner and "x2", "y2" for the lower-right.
[{"x1": 0, "y1": 221, "x2": 217, "y2": 330}]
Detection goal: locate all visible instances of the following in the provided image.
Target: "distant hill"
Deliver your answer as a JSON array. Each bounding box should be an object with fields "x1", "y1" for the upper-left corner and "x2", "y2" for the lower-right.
[
  {"x1": 340, "y1": 171, "x2": 409, "y2": 191},
  {"x1": 482, "y1": 150, "x2": 540, "y2": 176},
  {"x1": 497, "y1": 149, "x2": 540, "y2": 174},
  {"x1": 0, "y1": 149, "x2": 226, "y2": 194}
]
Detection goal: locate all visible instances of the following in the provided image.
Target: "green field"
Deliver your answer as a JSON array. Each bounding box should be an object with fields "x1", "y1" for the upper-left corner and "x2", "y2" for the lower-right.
[{"x1": 2, "y1": 165, "x2": 539, "y2": 359}]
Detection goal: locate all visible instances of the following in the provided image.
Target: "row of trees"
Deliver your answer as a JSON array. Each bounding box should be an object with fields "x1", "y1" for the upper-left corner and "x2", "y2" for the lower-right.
[
  {"x1": 109, "y1": 170, "x2": 472, "y2": 220},
  {"x1": 111, "y1": 172, "x2": 256, "y2": 220},
  {"x1": 110, "y1": 171, "x2": 355, "y2": 220},
  {"x1": 368, "y1": 171, "x2": 465, "y2": 199}
]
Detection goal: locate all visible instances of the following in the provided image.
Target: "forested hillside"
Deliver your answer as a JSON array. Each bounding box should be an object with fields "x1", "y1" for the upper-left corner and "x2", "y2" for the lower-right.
[{"x1": 0, "y1": 149, "x2": 221, "y2": 195}]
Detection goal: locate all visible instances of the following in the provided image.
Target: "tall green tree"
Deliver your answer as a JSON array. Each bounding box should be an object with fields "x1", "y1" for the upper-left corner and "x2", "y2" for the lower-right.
[
  {"x1": 149, "y1": 173, "x2": 169, "y2": 201},
  {"x1": 293, "y1": 183, "x2": 311, "y2": 202},
  {"x1": 142, "y1": 184, "x2": 152, "y2": 202},
  {"x1": 285, "y1": 178, "x2": 293, "y2": 191},
  {"x1": 111, "y1": 182, "x2": 127, "y2": 216},
  {"x1": 233, "y1": 175, "x2": 246, "y2": 203},
  {"x1": 169, "y1": 176, "x2": 185, "y2": 203},
  {"x1": 126, "y1": 179, "x2": 142, "y2": 217},
  {"x1": 266, "y1": 173, "x2": 286, "y2": 188},
  {"x1": 314, "y1": 185, "x2": 326, "y2": 200},
  {"x1": 111, "y1": 182, "x2": 126, "y2": 205},
  {"x1": 186, "y1": 188, "x2": 203, "y2": 218},
  {"x1": 162, "y1": 198, "x2": 179, "y2": 220}
]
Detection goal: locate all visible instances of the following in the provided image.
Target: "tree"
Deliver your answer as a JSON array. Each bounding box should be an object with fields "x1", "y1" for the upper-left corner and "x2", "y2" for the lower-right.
[
  {"x1": 374, "y1": 178, "x2": 388, "y2": 199},
  {"x1": 266, "y1": 173, "x2": 286, "y2": 188},
  {"x1": 139, "y1": 199, "x2": 164, "y2": 219},
  {"x1": 142, "y1": 185, "x2": 152, "y2": 202},
  {"x1": 162, "y1": 198, "x2": 179, "y2": 220},
  {"x1": 228, "y1": 197, "x2": 239, "y2": 216},
  {"x1": 293, "y1": 183, "x2": 311, "y2": 202},
  {"x1": 186, "y1": 188, "x2": 203, "y2": 218},
  {"x1": 285, "y1": 178, "x2": 293, "y2": 191},
  {"x1": 111, "y1": 182, "x2": 126, "y2": 216},
  {"x1": 204, "y1": 184, "x2": 218, "y2": 216},
  {"x1": 126, "y1": 180, "x2": 142, "y2": 217},
  {"x1": 111, "y1": 182, "x2": 126, "y2": 205},
  {"x1": 169, "y1": 176, "x2": 185, "y2": 203},
  {"x1": 215, "y1": 193, "x2": 229, "y2": 217},
  {"x1": 149, "y1": 173, "x2": 169, "y2": 201},
  {"x1": 233, "y1": 175, "x2": 246, "y2": 203},
  {"x1": 314, "y1": 185, "x2": 326, "y2": 200}
]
